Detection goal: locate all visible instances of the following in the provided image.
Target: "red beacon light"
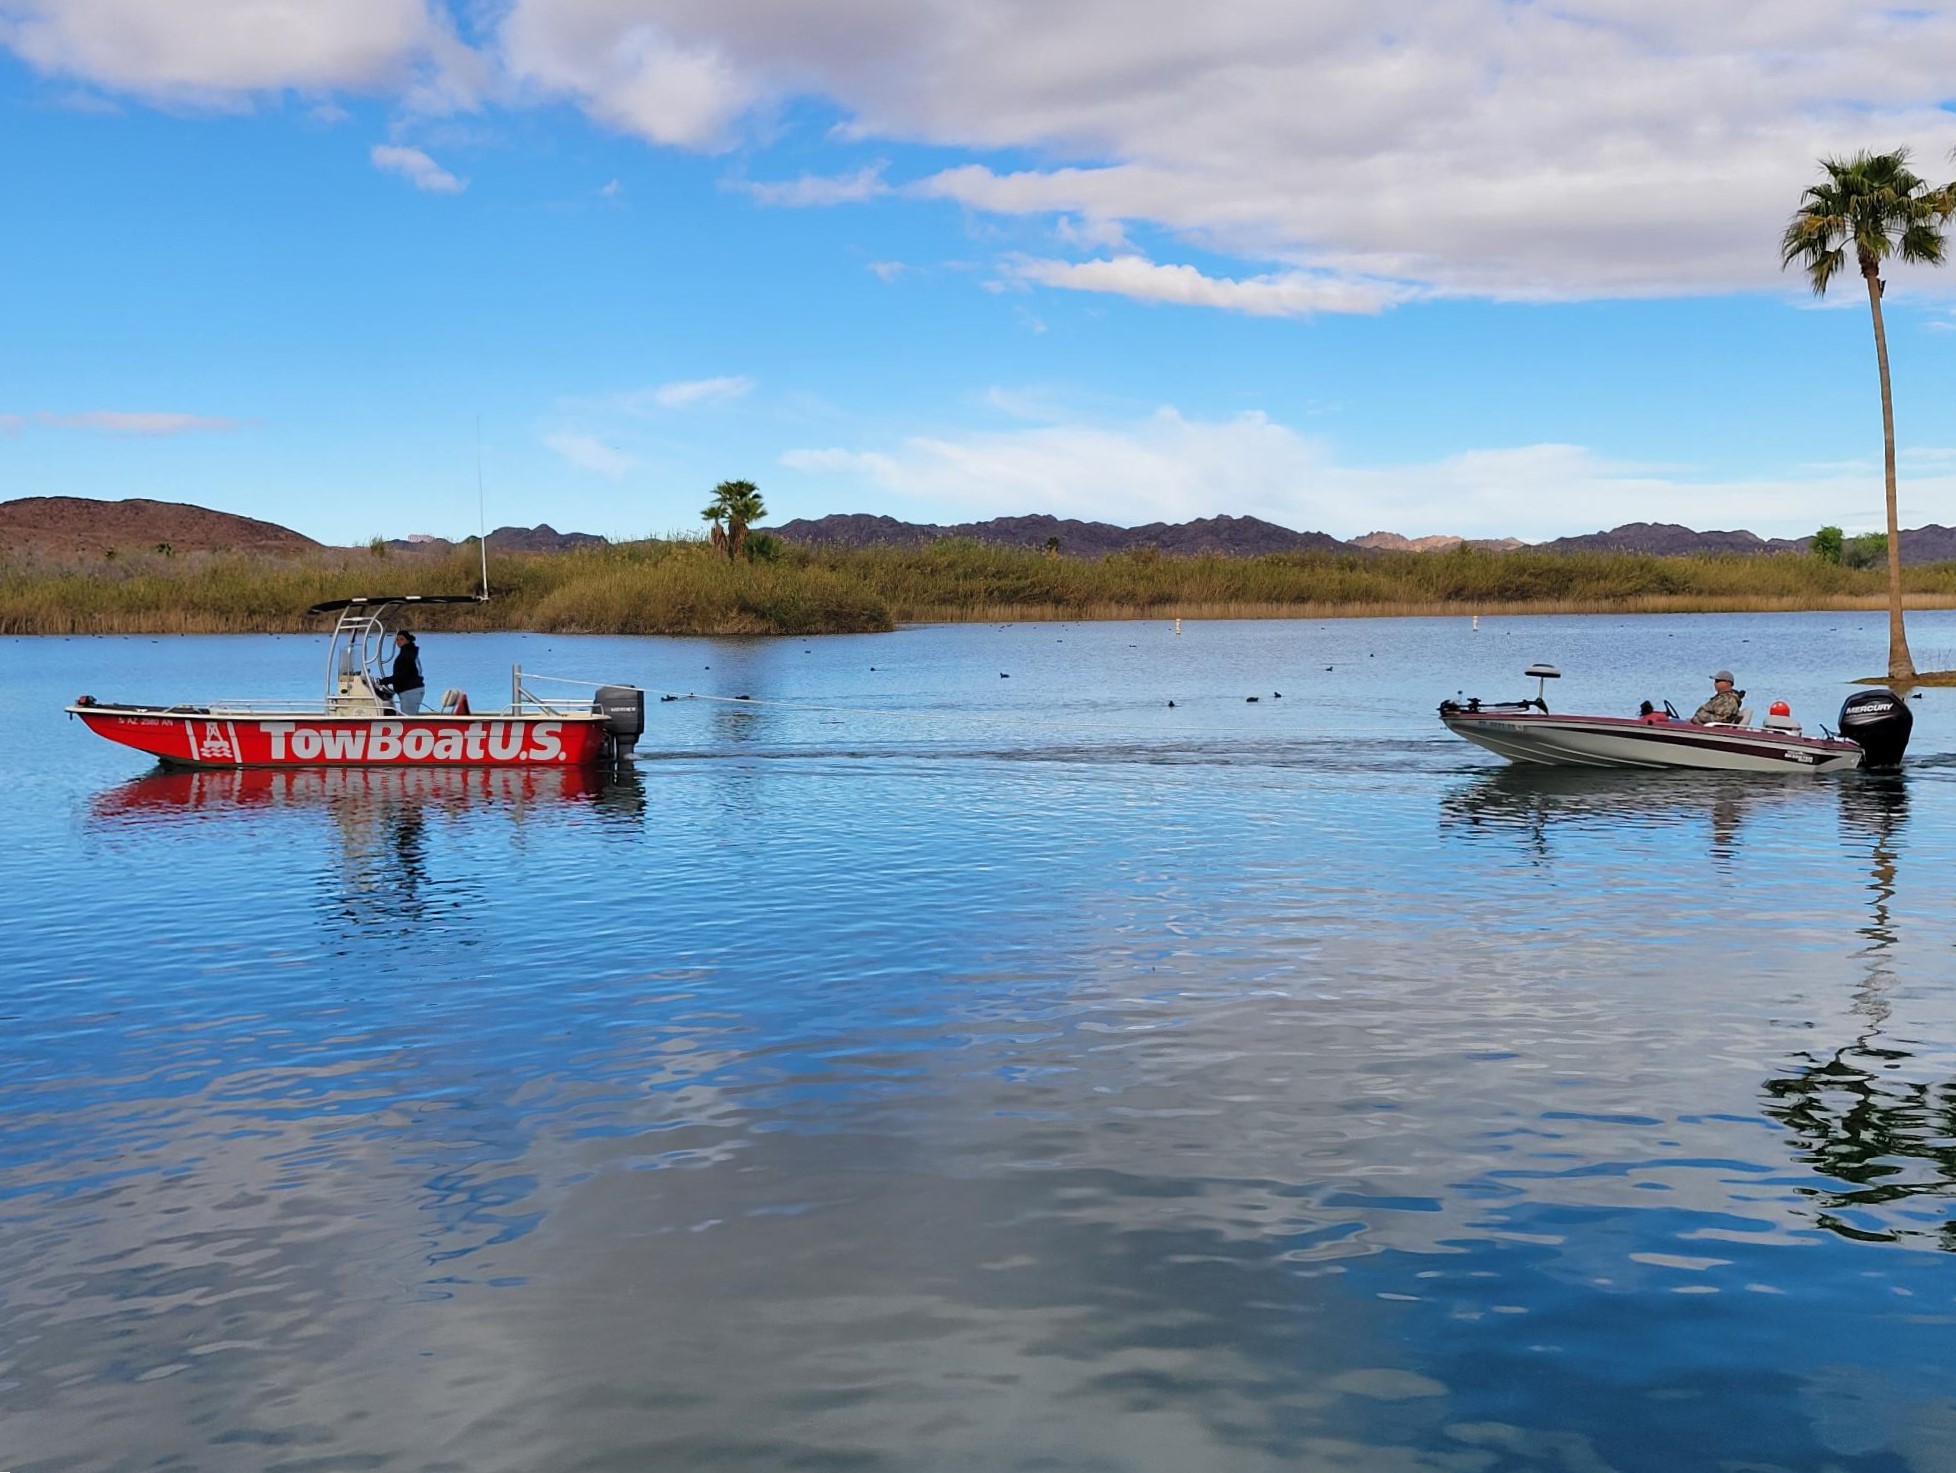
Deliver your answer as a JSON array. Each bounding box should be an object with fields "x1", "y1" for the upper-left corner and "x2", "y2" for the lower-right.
[{"x1": 1769, "y1": 700, "x2": 1792, "y2": 717}]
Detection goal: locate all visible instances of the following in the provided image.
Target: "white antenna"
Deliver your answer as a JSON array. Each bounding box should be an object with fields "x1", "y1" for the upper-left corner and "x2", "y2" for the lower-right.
[{"x1": 475, "y1": 416, "x2": 489, "y2": 602}]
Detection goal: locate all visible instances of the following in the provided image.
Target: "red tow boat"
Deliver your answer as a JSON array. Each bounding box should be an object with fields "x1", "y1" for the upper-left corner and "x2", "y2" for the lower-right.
[{"x1": 69, "y1": 595, "x2": 645, "y2": 770}]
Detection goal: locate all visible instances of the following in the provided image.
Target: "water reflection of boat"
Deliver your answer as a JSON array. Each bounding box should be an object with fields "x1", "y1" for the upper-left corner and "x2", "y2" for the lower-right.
[
  {"x1": 91, "y1": 763, "x2": 611, "y2": 820},
  {"x1": 1439, "y1": 764, "x2": 1815, "y2": 847}
]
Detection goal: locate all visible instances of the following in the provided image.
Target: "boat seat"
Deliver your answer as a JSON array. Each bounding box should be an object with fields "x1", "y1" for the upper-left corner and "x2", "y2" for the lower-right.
[
  {"x1": 1761, "y1": 713, "x2": 1802, "y2": 734},
  {"x1": 1738, "y1": 707, "x2": 1754, "y2": 726}
]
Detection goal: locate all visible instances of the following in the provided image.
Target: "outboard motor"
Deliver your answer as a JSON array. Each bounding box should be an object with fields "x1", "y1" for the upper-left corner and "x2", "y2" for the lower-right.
[
  {"x1": 593, "y1": 684, "x2": 646, "y2": 762},
  {"x1": 1838, "y1": 688, "x2": 1913, "y2": 771}
]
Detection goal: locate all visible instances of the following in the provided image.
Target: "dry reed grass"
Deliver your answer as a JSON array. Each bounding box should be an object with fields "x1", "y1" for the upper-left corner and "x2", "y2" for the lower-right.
[{"x1": 8, "y1": 537, "x2": 1956, "y2": 636}]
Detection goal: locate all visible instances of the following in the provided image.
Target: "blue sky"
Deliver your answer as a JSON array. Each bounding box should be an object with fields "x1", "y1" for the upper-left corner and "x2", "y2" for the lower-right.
[{"x1": 3, "y1": 1, "x2": 1956, "y2": 545}]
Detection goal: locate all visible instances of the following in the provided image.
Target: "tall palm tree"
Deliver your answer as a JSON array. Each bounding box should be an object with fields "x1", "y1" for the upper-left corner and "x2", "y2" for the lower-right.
[
  {"x1": 701, "y1": 479, "x2": 766, "y2": 560},
  {"x1": 1782, "y1": 149, "x2": 1951, "y2": 681}
]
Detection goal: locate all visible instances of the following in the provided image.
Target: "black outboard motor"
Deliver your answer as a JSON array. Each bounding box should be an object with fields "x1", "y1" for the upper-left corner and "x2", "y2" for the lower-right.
[
  {"x1": 1838, "y1": 688, "x2": 1913, "y2": 771},
  {"x1": 593, "y1": 684, "x2": 646, "y2": 762}
]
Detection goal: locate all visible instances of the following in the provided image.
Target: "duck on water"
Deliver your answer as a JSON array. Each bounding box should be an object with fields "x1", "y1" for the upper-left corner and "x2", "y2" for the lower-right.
[{"x1": 1440, "y1": 664, "x2": 1913, "y2": 773}]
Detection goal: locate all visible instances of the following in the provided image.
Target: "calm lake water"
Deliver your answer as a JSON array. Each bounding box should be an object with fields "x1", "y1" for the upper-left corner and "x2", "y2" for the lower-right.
[{"x1": 6, "y1": 612, "x2": 1956, "y2": 1472}]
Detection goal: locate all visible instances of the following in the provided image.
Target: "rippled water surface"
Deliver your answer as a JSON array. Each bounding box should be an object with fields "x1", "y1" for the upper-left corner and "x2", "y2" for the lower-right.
[{"x1": 7, "y1": 613, "x2": 1956, "y2": 1472}]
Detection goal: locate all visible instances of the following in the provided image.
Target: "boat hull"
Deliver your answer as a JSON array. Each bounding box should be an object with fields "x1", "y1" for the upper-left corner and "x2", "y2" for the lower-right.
[
  {"x1": 70, "y1": 706, "x2": 612, "y2": 768},
  {"x1": 1441, "y1": 711, "x2": 1863, "y2": 773}
]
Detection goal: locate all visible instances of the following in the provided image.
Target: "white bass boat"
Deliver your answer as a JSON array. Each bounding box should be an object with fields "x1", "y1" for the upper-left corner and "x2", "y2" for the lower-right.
[{"x1": 1439, "y1": 665, "x2": 1911, "y2": 773}]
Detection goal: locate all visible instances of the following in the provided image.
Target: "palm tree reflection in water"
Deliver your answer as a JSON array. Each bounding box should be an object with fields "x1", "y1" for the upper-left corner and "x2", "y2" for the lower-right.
[{"x1": 1762, "y1": 776, "x2": 1956, "y2": 1251}]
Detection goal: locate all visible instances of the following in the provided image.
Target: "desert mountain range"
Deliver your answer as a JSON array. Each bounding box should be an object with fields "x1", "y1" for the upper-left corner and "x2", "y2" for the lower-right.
[{"x1": 10, "y1": 494, "x2": 1956, "y2": 563}]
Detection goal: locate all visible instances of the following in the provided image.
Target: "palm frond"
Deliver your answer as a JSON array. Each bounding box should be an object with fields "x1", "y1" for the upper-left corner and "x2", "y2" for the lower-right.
[{"x1": 1784, "y1": 148, "x2": 1946, "y2": 294}]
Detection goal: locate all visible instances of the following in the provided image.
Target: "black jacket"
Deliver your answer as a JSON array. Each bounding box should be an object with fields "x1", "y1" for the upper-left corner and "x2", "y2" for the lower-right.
[{"x1": 391, "y1": 644, "x2": 424, "y2": 693}]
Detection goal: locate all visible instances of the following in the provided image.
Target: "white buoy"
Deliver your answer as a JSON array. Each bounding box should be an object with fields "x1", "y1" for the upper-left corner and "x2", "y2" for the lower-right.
[
  {"x1": 1472, "y1": 614, "x2": 1479, "y2": 631},
  {"x1": 1174, "y1": 617, "x2": 1182, "y2": 635}
]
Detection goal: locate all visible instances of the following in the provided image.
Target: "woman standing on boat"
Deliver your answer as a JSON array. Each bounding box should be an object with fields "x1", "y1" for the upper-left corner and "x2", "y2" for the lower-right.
[{"x1": 387, "y1": 630, "x2": 426, "y2": 714}]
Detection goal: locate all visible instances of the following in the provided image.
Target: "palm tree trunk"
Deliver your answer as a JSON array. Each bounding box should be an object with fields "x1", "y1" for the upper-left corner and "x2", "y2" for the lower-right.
[{"x1": 1865, "y1": 266, "x2": 1916, "y2": 681}]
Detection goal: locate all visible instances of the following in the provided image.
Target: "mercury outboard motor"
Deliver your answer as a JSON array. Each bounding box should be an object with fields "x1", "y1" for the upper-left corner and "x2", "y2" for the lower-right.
[
  {"x1": 593, "y1": 684, "x2": 646, "y2": 762},
  {"x1": 1838, "y1": 688, "x2": 1913, "y2": 771}
]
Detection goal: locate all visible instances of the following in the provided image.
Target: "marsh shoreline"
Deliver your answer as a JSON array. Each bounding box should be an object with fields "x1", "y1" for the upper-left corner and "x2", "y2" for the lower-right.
[{"x1": 8, "y1": 539, "x2": 1956, "y2": 637}]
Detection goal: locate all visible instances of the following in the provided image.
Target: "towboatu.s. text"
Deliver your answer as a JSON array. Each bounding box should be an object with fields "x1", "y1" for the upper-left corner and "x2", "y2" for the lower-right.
[{"x1": 68, "y1": 595, "x2": 645, "y2": 770}]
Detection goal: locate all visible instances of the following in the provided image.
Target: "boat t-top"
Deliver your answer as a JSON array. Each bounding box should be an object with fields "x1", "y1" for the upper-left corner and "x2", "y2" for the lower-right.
[
  {"x1": 69, "y1": 595, "x2": 645, "y2": 770},
  {"x1": 1439, "y1": 663, "x2": 1911, "y2": 773}
]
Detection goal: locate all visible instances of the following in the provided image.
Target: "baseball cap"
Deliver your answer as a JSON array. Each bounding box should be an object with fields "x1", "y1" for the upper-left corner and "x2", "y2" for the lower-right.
[{"x1": 1711, "y1": 670, "x2": 1734, "y2": 683}]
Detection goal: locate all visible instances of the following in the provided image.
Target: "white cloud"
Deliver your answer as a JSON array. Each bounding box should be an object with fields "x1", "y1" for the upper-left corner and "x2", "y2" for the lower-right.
[
  {"x1": 737, "y1": 162, "x2": 888, "y2": 207},
  {"x1": 1053, "y1": 214, "x2": 1129, "y2": 252},
  {"x1": 490, "y1": 1, "x2": 1956, "y2": 301},
  {"x1": 17, "y1": 3, "x2": 1956, "y2": 300},
  {"x1": 1009, "y1": 255, "x2": 1412, "y2": 317},
  {"x1": 628, "y1": 375, "x2": 754, "y2": 409},
  {"x1": 600, "y1": 177, "x2": 622, "y2": 197},
  {"x1": 779, "y1": 406, "x2": 1942, "y2": 541},
  {"x1": 370, "y1": 143, "x2": 466, "y2": 192},
  {"x1": 499, "y1": 3, "x2": 754, "y2": 149},
  {"x1": 35, "y1": 410, "x2": 243, "y2": 435},
  {"x1": 0, "y1": 0, "x2": 444, "y2": 100},
  {"x1": 0, "y1": 413, "x2": 24, "y2": 433},
  {"x1": 545, "y1": 430, "x2": 637, "y2": 476},
  {"x1": 866, "y1": 259, "x2": 906, "y2": 282}
]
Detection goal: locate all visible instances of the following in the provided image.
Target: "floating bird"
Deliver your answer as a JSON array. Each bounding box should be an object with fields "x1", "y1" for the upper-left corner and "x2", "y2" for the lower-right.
[
  {"x1": 660, "y1": 694, "x2": 678, "y2": 703},
  {"x1": 1167, "y1": 700, "x2": 1176, "y2": 708},
  {"x1": 1001, "y1": 672, "x2": 1011, "y2": 678},
  {"x1": 1273, "y1": 692, "x2": 1282, "y2": 698},
  {"x1": 1246, "y1": 696, "x2": 1259, "y2": 703},
  {"x1": 1325, "y1": 666, "x2": 1333, "y2": 671}
]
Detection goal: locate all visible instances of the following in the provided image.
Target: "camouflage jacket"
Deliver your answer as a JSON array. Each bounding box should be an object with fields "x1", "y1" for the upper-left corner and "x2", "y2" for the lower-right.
[{"x1": 1691, "y1": 688, "x2": 1744, "y2": 724}]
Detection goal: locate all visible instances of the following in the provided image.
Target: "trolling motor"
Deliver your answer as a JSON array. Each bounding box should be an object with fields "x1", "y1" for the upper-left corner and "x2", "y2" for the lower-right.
[
  {"x1": 1838, "y1": 689, "x2": 1913, "y2": 771},
  {"x1": 1438, "y1": 662, "x2": 1561, "y2": 717}
]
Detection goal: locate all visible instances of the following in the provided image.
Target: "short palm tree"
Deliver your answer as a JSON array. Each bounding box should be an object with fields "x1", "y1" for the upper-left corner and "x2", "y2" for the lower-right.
[
  {"x1": 702, "y1": 479, "x2": 766, "y2": 560},
  {"x1": 1782, "y1": 149, "x2": 1951, "y2": 681}
]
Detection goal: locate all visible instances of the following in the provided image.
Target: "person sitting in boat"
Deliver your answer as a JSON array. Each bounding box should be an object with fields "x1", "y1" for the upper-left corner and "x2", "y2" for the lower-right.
[
  {"x1": 380, "y1": 630, "x2": 426, "y2": 714},
  {"x1": 1691, "y1": 670, "x2": 1744, "y2": 725}
]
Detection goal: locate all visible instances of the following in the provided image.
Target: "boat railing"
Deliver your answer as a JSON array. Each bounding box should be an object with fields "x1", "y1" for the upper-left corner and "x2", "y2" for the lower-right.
[
  {"x1": 178, "y1": 699, "x2": 343, "y2": 716},
  {"x1": 109, "y1": 669, "x2": 631, "y2": 721},
  {"x1": 510, "y1": 667, "x2": 629, "y2": 716}
]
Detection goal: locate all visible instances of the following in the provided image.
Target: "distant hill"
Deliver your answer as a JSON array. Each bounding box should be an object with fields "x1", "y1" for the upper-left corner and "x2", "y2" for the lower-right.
[
  {"x1": 1895, "y1": 524, "x2": 1956, "y2": 563},
  {"x1": 1533, "y1": 522, "x2": 1799, "y2": 557},
  {"x1": 771, "y1": 511, "x2": 1956, "y2": 562},
  {"x1": 1354, "y1": 531, "x2": 1526, "y2": 553},
  {"x1": 14, "y1": 495, "x2": 1956, "y2": 568},
  {"x1": 0, "y1": 495, "x2": 321, "y2": 554},
  {"x1": 385, "y1": 525, "x2": 607, "y2": 555},
  {"x1": 1530, "y1": 521, "x2": 1953, "y2": 563},
  {"x1": 768, "y1": 512, "x2": 1352, "y2": 557}
]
